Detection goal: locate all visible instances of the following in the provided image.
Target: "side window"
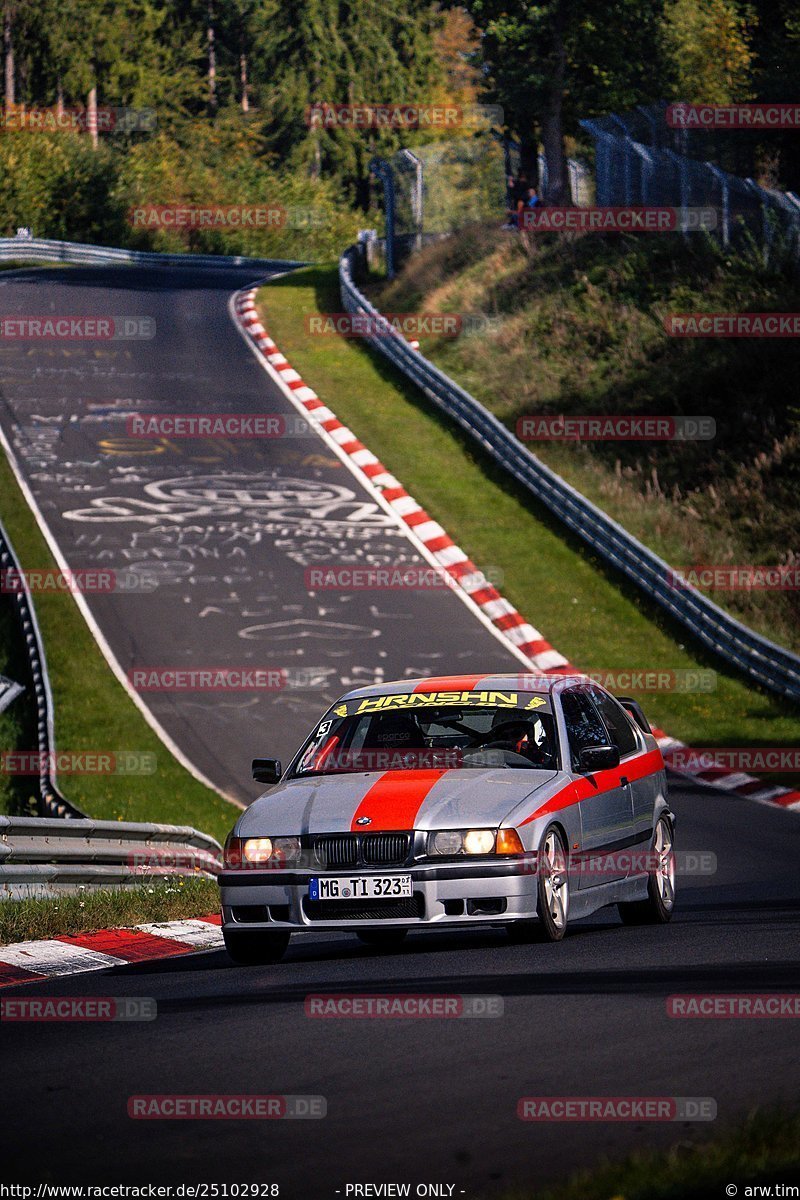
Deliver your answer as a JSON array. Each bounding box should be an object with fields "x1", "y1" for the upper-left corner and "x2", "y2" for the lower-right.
[
  {"x1": 589, "y1": 687, "x2": 639, "y2": 757},
  {"x1": 561, "y1": 689, "x2": 609, "y2": 771}
]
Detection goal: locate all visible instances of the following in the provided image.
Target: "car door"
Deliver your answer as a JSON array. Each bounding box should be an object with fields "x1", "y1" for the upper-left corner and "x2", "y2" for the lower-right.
[
  {"x1": 588, "y1": 686, "x2": 655, "y2": 851},
  {"x1": 561, "y1": 687, "x2": 634, "y2": 887}
]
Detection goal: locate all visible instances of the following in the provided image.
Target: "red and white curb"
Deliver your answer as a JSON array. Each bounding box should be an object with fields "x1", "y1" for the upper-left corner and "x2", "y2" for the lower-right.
[
  {"x1": 234, "y1": 290, "x2": 572, "y2": 676},
  {"x1": 0, "y1": 915, "x2": 223, "y2": 990},
  {"x1": 232, "y1": 286, "x2": 800, "y2": 816}
]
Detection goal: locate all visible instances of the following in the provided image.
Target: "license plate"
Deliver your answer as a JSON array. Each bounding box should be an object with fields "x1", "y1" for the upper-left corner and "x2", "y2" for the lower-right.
[{"x1": 309, "y1": 874, "x2": 412, "y2": 901}]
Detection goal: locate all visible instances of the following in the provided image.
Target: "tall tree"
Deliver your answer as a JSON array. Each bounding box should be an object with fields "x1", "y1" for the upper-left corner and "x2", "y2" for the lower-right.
[
  {"x1": 461, "y1": 0, "x2": 666, "y2": 200},
  {"x1": 661, "y1": 0, "x2": 755, "y2": 104}
]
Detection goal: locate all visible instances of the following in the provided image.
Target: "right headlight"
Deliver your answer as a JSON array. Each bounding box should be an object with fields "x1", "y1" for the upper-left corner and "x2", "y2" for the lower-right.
[
  {"x1": 426, "y1": 828, "x2": 525, "y2": 857},
  {"x1": 428, "y1": 828, "x2": 496, "y2": 856}
]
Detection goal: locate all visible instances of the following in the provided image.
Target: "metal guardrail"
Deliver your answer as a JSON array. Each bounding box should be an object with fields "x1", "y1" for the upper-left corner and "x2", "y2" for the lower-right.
[
  {"x1": 0, "y1": 518, "x2": 83, "y2": 819},
  {"x1": 0, "y1": 235, "x2": 305, "y2": 271},
  {"x1": 0, "y1": 815, "x2": 222, "y2": 898},
  {"x1": 339, "y1": 244, "x2": 800, "y2": 705}
]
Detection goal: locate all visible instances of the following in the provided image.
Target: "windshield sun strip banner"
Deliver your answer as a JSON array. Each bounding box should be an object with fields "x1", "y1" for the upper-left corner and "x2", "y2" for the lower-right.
[{"x1": 330, "y1": 691, "x2": 551, "y2": 718}]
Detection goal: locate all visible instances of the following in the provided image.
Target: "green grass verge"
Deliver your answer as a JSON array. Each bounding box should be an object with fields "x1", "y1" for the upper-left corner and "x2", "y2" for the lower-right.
[
  {"x1": 505, "y1": 1108, "x2": 800, "y2": 1200},
  {"x1": 0, "y1": 450, "x2": 238, "y2": 840},
  {"x1": 0, "y1": 876, "x2": 219, "y2": 945},
  {"x1": 256, "y1": 266, "x2": 799, "y2": 765}
]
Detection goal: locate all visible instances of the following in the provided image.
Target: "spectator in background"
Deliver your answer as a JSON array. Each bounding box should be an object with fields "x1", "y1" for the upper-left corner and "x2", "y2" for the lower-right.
[
  {"x1": 519, "y1": 185, "x2": 545, "y2": 256},
  {"x1": 504, "y1": 175, "x2": 528, "y2": 229}
]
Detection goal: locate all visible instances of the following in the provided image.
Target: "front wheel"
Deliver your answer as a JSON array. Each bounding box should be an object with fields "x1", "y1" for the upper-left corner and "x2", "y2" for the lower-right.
[
  {"x1": 618, "y1": 815, "x2": 675, "y2": 925},
  {"x1": 535, "y1": 825, "x2": 570, "y2": 942},
  {"x1": 356, "y1": 929, "x2": 408, "y2": 949},
  {"x1": 223, "y1": 929, "x2": 290, "y2": 964}
]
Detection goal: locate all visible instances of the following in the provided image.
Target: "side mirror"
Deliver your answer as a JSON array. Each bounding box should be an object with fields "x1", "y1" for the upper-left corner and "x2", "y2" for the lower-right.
[
  {"x1": 252, "y1": 757, "x2": 282, "y2": 785},
  {"x1": 578, "y1": 744, "x2": 620, "y2": 773}
]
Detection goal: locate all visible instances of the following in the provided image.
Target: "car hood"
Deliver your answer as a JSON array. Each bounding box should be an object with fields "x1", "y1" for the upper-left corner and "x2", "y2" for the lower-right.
[{"x1": 237, "y1": 767, "x2": 561, "y2": 836}]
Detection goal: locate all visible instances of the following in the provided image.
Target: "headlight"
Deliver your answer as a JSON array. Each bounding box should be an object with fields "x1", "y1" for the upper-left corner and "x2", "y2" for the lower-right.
[
  {"x1": 243, "y1": 837, "x2": 273, "y2": 865},
  {"x1": 432, "y1": 830, "x2": 464, "y2": 855},
  {"x1": 272, "y1": 836, "x2": 302, "y2": 864},
  {"x1": 428, "y1": 829, "x2": 496, "y2": 856},
  {"x1": 224, "y1": 835, "x2": 302, "y2": 868},
  {"x1": 463, "y1": 829, "x2": 496, "y2": 855}
]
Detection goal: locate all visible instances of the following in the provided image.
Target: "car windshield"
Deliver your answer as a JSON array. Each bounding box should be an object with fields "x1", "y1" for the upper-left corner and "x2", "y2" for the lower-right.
[{"x1": 290, "y1": 696, "x2": 559, "y2": 777}]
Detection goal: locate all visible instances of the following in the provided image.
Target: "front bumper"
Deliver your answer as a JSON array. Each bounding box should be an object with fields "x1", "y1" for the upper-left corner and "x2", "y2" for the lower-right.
[{"x1": 219, "y1": 860, "x2": 539, "y2": 931}]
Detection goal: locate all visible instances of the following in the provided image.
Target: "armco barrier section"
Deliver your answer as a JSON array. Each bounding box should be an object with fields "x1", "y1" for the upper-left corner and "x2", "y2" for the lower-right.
[
  {"x1": 0, "y1": 235, "x2": 304, "y2": 270},
  {"x1": 339, "y1": 244, "x2": 800, "y2": 705},
  {"x1": 0, "y1": 519, "x2": 83, "y2": 819},
  {"x1": 0, "y1": 815, "x2": 222, "y2": 898}
]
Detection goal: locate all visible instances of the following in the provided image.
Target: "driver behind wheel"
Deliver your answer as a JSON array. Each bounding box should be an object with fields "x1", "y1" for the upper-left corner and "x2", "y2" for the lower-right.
[{"x1": 486, "y1": 715, "x2": 553, "y2": 766}]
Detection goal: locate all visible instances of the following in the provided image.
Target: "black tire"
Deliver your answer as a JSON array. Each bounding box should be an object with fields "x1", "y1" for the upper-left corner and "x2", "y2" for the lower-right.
[
  {"x1": 356, "y1": 929, "x2": 408, "y2": 949},
  {"x1": 223, "y1": 929, "x2": 290, "y2": 964},
  {"x1": 618, "y1": 816, "x2": 675, "y2": 926},
  {"x1": 535, "y1": 824, "x2": 570, "y2": 942}
]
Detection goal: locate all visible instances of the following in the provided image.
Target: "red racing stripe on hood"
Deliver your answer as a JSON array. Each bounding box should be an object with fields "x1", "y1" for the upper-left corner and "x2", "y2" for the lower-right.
[{"x1": 350, "y1": 769, "x2": 447, "y2": 832}]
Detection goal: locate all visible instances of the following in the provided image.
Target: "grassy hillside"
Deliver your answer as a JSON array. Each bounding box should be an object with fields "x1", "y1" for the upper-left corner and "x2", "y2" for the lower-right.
[
  {"x1": 257, "y1": 267, "x2": 799, "y2": 772},
  {"x1": 373, "y1": 227, "x2": 800, "y2": 654}
]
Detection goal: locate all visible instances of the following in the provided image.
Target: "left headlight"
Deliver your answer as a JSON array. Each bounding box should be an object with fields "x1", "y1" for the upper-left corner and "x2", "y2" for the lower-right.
[{"x1": 224, "y1": 835, "x2": 302, "y2": 868}]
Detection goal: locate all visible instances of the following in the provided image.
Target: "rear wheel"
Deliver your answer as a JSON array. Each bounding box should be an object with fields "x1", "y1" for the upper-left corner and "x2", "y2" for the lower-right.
[
  {"x1": 223, "y1": 929, "x2": 290, "y2": 964},
  {"x1": 356, "y1": 929, "x2": 408, "y2": 949},
  {"x1": 618, "y1": 815, "x2": 675, "y2": 925}
]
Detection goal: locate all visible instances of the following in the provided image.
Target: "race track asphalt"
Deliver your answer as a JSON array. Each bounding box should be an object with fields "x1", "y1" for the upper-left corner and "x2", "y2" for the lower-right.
[
  {"x1": 0, "y1": 265, "x2": 525, "y2": 803},
  {"x1": 1, "y1": 779, "x2": 799, "y2": 1195},
  {"x1": 1, "y1": 265, "x2": 798, "y2": 1196}
]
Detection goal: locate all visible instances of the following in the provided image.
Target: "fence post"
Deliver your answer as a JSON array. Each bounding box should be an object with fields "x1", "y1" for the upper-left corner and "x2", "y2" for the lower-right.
[
  {"x1": 705, "y1": 163, "x2": 730, "y2": 246},
  {"x1": 369, "y1": 155, "x2": 396, "y2": 279},
  {"x1": 398, "y1": 148, "x2": 423, "y2": 255}
]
